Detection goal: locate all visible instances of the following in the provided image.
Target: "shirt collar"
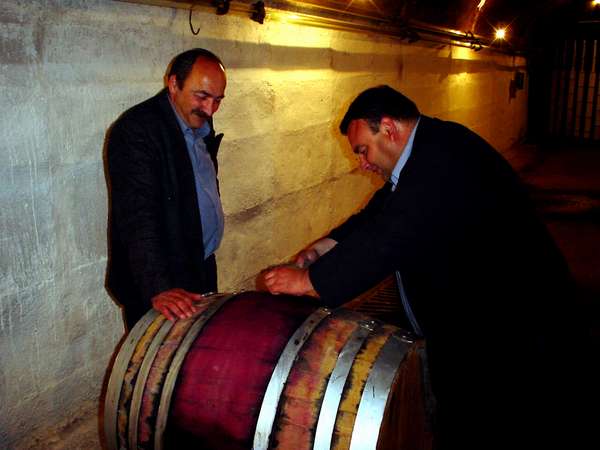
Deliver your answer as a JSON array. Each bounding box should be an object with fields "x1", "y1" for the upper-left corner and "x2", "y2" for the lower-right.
[
  {"x1": 168, "y1": 94, "x2": 210, "y2": 139},
  {"x1": 390, "y1": 117, "x2": 420, "y2": 190}
]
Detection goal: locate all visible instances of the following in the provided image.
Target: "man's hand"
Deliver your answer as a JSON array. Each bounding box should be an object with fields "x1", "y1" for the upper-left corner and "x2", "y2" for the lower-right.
[
  {"x1": 263, "y1": 265, "x2": 317, "y2": 296},
  {"x1": 151, "y1": 288, "x2": 205, "y2": 321}
]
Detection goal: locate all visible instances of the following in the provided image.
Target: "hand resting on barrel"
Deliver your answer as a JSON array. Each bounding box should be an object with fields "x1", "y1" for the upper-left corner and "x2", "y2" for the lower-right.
[
  {"x1": 151, "y1": 288, "x2": 206, "y2": 321},
  {"x1": 263, "y1": 265, "x2": 318, "y2": 297}
]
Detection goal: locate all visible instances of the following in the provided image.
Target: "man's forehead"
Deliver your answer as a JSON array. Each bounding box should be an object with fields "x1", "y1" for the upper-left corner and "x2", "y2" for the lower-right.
[
  {"x1": 184, "y1": 57, "x2": 222, "y2": 77},
  {"x1": 185, "y1": 64, "x2": 226, "y2": 92},
  {"x1": 347, "y1": 119, "x2": 362, "y2": 134},
  {"x1": 348, "y1": 119, "x2": 371, "y2": 138}
]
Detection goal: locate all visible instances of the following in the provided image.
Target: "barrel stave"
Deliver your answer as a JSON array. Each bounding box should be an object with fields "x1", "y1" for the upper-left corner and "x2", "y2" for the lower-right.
[
  {"x1": 332, "y1": 325, "x2": 396, "y2": 449},
  {"x1": 117, "y1": 314, "x2": 167, "y2": 449},
  {"x1": 136, "y1": 310, "x2": 204, "y2": 448},
  {"x1": 270, "y1": 311, "x2": 364, "y2": 449}
]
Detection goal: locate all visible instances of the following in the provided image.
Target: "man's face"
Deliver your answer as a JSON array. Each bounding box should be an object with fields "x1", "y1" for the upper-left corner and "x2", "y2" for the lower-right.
[
  {"x1": 347, "y1": 119, "x2": 402, "y2": 180},
  {"x1": 168, "y1": 57, "x2": 226, "y2": 129}
]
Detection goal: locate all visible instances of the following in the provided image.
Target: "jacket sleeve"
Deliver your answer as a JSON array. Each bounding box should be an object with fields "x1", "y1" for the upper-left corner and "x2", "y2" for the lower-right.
[
  {"x1": 107, "y1": 119, "x2": 172, "y2": 302},
  {"x1": 309, "y1": 155, "x2": 479, "y2": 307},
  {"x1": 310, "y1": 188, "x2": 431, "y2": 306}
]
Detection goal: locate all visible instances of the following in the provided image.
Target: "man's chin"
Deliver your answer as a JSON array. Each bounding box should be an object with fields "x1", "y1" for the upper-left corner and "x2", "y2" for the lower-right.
[
  {"x1": 373, "y1": 168, "x2": 386, "y2": 177},
  {"x1": 190, "y1": 118, "x2": 207, "y2": 128}
]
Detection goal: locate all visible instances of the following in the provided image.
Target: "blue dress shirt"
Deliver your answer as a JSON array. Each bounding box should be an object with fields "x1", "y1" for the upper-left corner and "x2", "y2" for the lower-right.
[
  {"x1": 390, "y1": 117, "x2": 420, "y2": 190},
  {"x1": 169, "y1": 101, "x2": 224, "y2": 259},
  {"x1": 388, "y1": 117, "x2": 423, "y2": 336}
]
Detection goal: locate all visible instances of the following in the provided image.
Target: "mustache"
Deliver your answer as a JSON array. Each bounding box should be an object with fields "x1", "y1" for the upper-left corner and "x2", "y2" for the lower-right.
[{"x1": 191, "y1": 109, "x2": 210, "y2": 119}]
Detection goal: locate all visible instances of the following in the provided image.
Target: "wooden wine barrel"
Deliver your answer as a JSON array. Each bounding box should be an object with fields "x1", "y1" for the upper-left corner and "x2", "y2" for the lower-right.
[{"x1": 104, "y1": 291, "x2": 433, "y2": 450}]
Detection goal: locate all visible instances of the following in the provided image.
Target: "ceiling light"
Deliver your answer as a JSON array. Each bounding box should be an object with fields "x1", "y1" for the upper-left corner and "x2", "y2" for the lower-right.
[{"x1": 495, "y1": 27, "x2": 507, "y2": 40}]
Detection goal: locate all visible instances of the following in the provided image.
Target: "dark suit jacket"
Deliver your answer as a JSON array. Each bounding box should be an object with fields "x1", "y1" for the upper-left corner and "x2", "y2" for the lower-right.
[
  {"x1": 309, "y1": 116, "x2": 575, "y2": 445},
  {"x1": 106, "y1": 89, "x2": 223, "y2": 325}
]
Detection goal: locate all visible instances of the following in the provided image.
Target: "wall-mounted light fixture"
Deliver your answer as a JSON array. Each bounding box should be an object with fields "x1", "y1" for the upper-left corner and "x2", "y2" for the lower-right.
[
  {"x1": 400, "y1": 29, "x2": 420, "y2": 44},
  {"x1": 395, "y1": 20, "x2": 420, "y2": 43},
  {"x1": 251, "y1": 1, "x2": 266, "y2": 24},
  {"x1": 509, "y1": 70, "x2": 525, "y2": 100},
  {"x1": 514, "y1": 71, "x2": 525, "y2": 90},
  {"x1": 465, "y1": 31, "x2": 483, "y2": 51},
  {"x1": 212, "y1": 0, "x2": 231, "y2": 15}
]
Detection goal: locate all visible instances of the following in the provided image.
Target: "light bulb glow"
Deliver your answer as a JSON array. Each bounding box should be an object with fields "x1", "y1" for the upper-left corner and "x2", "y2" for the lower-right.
[{"x1": 495, "y1": 27, "x2": 507, "y2": 40}]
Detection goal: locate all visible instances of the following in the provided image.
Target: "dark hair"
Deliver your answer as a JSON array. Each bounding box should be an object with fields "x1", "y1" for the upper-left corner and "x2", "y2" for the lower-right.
[
  {"x1": 339, "y1": 85, "x2": 420, "y2": 135},
  {"x1": 168, "y1": 48, "x2": 224, "y2": 89}
]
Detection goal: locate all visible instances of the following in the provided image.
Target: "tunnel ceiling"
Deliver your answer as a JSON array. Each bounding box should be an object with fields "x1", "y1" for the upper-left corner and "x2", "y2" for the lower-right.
[
  {"x1": 126, "y1": 0, "x2": 600, "y2": 51},
  {"x1": 295, "y1": 0, "x2": 598, "y2": 48}
]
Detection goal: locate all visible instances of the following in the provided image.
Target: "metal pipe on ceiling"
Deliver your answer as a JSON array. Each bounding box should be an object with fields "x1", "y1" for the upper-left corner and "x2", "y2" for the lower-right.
[{"x1": 119, "y1": 0, "x2": 520, "y2": 54}]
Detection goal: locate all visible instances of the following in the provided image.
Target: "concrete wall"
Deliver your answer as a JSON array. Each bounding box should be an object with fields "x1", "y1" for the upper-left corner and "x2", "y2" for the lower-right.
[{"x1": 0, "y1": 0, "x2": 528, "y2": 448}]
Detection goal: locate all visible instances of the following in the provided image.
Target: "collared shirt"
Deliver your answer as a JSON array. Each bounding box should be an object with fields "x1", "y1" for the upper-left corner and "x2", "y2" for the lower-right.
[
  {"x1": 387, "y1": 117, "x2": 423, "y2": 336},
  {"x1": 390, "y1": 117, "x2": 420, "y2": 191},
  {"x1": 169, "y1": 99, "x2": 224, "y2": 259}
]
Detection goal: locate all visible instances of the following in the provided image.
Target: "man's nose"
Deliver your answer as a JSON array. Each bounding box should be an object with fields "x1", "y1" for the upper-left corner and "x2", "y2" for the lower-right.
[{"x1": 201, "y1": 99, "x2": 218, "y2": 116}]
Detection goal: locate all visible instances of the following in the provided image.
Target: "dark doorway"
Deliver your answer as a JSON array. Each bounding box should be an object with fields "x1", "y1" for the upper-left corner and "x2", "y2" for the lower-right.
[{"x1": 549, "y1": 28, "x2": 600, "y2": 142}]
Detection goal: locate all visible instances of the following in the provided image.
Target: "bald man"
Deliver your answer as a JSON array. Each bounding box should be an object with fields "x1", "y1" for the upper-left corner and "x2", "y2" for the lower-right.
[{"x1": 107, "y1": 48, "x2": 227, "y2": 329}]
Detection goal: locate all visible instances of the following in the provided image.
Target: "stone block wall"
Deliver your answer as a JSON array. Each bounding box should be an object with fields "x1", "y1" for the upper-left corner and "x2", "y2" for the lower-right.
[{"x1": 0, "y1": 0, "x2": 527, "y2": 448}]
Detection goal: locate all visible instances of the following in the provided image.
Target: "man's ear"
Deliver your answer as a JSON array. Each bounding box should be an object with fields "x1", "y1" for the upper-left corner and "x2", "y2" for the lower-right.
[
  {"x1": 167, "y1": 75, "x2": 178, "y2": 95},
  {"x1": 380, "y1": 116, "x2": 398, "y2": 141}
]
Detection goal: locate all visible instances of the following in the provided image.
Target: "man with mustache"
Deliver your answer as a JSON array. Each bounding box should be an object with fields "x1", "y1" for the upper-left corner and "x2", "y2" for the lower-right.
[
  {"x1": 264, "y1": 86, "x2": 580, "y2": 448},
  {"x1": 106, "y1": 48, "x2": 226, "y2": 329}
]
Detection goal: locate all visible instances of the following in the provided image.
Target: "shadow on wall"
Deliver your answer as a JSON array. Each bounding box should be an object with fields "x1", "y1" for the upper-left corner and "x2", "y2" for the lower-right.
[
  {"x1": 186, "y1": 36, "x2": 522, "y2": 77},
  {"x1": 101, "y1": 121, "x2": 129, "y2": 333},
  {"x1": 509, "y1": 70, "x2": 525, "y2": 101}
]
